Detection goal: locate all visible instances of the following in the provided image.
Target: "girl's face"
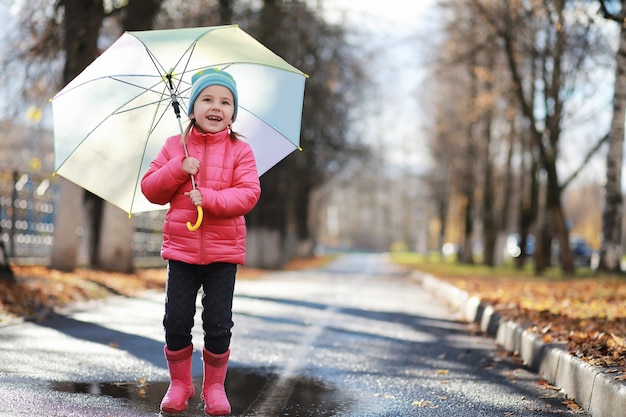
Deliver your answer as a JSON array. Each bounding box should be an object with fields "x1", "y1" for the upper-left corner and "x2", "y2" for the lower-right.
[{"x1": 191, "y1": 85, "x2": 235, "y2": 134}]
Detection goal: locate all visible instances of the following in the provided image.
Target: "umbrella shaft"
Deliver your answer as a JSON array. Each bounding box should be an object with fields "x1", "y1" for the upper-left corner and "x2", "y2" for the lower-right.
[{"x1": 182, "y1": 139, "x2": 197, "y2": 190}]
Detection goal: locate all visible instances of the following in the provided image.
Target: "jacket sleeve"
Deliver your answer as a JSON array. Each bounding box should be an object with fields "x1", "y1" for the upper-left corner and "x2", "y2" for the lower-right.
[
  {"x1": 199, "y1": 144, "x2": 261, "y2": 217},
  {"x1": 141, "y1": 138, "x2": 190, "y2": 205}
]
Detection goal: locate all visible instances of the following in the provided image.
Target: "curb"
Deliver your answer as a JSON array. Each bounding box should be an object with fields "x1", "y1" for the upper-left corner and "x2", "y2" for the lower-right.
[{"x1": 412, "y1": 271, "x2": 626, "y2": 417}]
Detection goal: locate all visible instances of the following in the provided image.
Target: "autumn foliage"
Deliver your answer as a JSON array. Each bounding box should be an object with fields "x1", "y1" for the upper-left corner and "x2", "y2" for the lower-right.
[
  {"x1": 434, "y1": 274, "x2": 626, "y2": 371},
  {"x1": 0, "y1": 266, "x2": 167, "y2": 321}
]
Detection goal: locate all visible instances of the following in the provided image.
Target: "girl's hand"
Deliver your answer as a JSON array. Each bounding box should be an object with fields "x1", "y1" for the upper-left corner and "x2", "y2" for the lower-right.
[
  {"x1": 182, "y1": 157, "x2": 200, "y2": 175},
  {"x1": 184, "y1": 189, "x2": 203, "y2": 206}
]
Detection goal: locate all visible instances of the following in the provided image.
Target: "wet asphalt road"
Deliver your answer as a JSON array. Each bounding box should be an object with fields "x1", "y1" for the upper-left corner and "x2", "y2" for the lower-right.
[{"x1": 0, "y1": 253, "x2": 588, "y2": 416}]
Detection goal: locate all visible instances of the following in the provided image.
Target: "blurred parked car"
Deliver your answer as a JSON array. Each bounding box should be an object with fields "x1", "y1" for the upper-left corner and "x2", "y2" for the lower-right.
[
  {"x1": 569, "y1": 235, "x2": 594, "y2": 267},
  {"x1": 547, "y1": 235, "x2": 596, "y2": 268}
]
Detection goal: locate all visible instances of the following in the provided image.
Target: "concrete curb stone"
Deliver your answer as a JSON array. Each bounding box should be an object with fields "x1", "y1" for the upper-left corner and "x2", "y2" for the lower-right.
[{"x1": 412, "y1": 271, "x2": 626, "y2": 417}]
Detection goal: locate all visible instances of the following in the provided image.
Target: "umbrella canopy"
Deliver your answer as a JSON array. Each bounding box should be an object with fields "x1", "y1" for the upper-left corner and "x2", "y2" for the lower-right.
[{"x1": 51, "y1": 25, "x2": 307, "y2": 214}]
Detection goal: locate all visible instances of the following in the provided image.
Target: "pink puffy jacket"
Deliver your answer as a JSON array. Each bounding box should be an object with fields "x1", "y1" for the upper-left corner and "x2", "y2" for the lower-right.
[{"x1": 141, "y1": 126, "x2": 260, "y2": 265}]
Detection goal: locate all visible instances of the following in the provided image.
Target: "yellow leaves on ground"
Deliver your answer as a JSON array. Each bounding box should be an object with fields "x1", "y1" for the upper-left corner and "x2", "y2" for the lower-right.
[
  {"x1": 0, "y1": 266, "x2": 167, "y2": 321},
  {"x1": 412, "y1": 399, "x2": 434, "y2": 407},
  {"x1": 438, "y1": 275, "x2": 626, "y2": 370},
  {"x1": 562, "y1": 399, "x2": 581, "y2": 410},
  {"x1": 536, "y1": 378, "x2": 559, "y2": 391}
]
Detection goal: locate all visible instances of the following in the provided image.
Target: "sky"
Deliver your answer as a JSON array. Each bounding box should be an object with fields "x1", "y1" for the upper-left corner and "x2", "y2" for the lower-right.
[
  {"x1": 320, "y1": 0, "x2": 440, "y2": 172},
  {"x1": 319, "y1": 1, "x2": 614, "y2": 188}
]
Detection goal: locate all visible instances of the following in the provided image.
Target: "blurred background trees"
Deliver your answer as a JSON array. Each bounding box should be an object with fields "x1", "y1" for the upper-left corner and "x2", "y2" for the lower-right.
[
  {"x1": 1, "y1": 0, "x2": 625, "y2": 275},
  {"x1": 427, "y1": 0, "x2": 616, "y2": 274},
  {"x1": 1, "y1": 0, "x2": 366, "y2": 271}
]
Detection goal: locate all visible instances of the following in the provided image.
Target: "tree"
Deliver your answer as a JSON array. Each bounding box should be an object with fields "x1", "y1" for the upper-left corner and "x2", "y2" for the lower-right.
[
  {"x1": 0, "y1": 241, "x2": 14, "y2": 281},
  {"x1": 598, "y1": 0, "x2": 626, "y2": 272},
  {"x1": 471, "y1": 0, "x2": 611, "y2": 274},
  {"x1": 242, "y1": 0, "x2": 367, "y2": 266},
  {"x1": 159, "y1": 0, "x2": 367, "y2": 266},
  {"x1": 429, "y1": 0, "x2": 613, "y2": 273},
  {"x1": 428, "y1": 0, "x2": 516, "y2": 265},
  {"x1": 51, "y1": 0, "x2": 106, "y2": 271},
  {"x1": 12, "y1": 0, "x2": 366, "y2": 269},
  {"x1": 14, "y1": 0, "x2": 163, "y2": 271}
]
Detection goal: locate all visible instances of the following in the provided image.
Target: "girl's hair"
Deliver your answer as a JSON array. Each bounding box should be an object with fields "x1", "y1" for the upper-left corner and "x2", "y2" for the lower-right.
[{"x1": 182, "y1": 120, "x2": 243, "y2": 145}]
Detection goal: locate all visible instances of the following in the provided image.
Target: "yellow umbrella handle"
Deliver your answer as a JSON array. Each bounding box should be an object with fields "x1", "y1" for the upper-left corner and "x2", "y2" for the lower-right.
[{"x1": 186, "y1": 206, "x2": 203, "y2": 231}]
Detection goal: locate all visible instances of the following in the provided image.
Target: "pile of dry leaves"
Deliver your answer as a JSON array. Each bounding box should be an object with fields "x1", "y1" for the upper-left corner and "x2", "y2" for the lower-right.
[
  {"x1": 436, "y1": 275, "x2": 626, "y2": 374},
  {"x1": 0, "y1": 266, "x2": 168, "y2": 321}
]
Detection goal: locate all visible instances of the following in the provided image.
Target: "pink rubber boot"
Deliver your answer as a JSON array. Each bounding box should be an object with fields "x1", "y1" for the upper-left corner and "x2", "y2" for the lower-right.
[
  {"x1": 160, "y1": 345, "x2": 195, "y2": 413},
  {"x1": 201, "y1": 348, "x2": 231, "y2": 416}
]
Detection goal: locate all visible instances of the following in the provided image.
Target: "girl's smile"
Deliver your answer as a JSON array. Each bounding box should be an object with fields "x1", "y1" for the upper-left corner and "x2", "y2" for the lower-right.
[{"x1": 190, "y1": 85, "x2": 235, "y2": 134}]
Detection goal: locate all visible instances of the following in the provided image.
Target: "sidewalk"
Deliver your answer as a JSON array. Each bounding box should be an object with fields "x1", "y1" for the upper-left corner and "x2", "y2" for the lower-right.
[{"x1": 413, "y1": 271, "x2": 626, "y2": 417}]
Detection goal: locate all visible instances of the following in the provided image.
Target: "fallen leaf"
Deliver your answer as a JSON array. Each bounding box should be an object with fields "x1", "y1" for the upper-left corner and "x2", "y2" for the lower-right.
[
  {"x1": 562, "y1": 399, "x2": 581, "y2": 410},
  {"x1": 536, "y1": 379, "x2": 559, "y2": 390}
]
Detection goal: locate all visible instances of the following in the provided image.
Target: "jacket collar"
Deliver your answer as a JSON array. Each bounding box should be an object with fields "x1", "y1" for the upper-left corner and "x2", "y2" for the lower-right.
[{"x1": 188, "y1": 125, "x2": 229, "y2": 144}]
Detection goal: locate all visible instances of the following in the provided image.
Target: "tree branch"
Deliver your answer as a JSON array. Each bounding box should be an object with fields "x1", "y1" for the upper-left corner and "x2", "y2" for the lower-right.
[{"x1": 560, "y1": 133, "x2": 609, "y2": 190}]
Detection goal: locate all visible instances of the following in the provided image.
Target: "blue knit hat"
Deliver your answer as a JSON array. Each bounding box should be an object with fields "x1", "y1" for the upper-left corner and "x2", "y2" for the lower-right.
[{"x1": 188, "y1": 68, "x2": 238, "y2": 121}]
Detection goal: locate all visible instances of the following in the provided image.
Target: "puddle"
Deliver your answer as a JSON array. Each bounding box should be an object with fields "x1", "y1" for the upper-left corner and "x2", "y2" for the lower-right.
[{"x1": 51, "y1": 367, "x2": 351, "y2": 416}]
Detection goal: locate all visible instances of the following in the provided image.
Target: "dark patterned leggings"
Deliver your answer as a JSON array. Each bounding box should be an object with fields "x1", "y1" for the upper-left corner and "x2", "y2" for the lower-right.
[{"x1": 163, "y1": 260, "x2": 237, "y2": 354}]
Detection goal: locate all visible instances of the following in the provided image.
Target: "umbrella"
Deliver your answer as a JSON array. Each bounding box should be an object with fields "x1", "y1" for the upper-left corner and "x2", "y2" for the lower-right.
[{"x1": 51, "y1": 24, "x2": 307, "y2": 229}]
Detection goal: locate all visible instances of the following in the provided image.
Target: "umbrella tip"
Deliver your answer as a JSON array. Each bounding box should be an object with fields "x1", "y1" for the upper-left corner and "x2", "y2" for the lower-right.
[{"x1": 297, "y1": 146, "x2": 303, "y2": 152}]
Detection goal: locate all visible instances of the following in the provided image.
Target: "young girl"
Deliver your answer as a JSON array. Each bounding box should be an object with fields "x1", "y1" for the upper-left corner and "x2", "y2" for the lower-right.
[{"x1": 141, "y1": 68, "x2": 260, "y2": 416}]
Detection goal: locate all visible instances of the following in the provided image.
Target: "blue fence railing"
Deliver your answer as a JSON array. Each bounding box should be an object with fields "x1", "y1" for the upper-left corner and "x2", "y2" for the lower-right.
[{"x1": 0, "y1": 171, "x2": 164, "y2": 266}]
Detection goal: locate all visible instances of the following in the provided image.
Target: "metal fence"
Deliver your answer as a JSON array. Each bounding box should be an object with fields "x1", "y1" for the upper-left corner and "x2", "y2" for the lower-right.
[{"x1": 0, "y1": 171, "x2": 164, "y2": 266}]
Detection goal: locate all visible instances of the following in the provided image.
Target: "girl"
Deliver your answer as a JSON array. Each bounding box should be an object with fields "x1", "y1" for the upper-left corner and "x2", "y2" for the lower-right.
[{"x1": 141, "y1": 68, "x2": 260, "y2": 416}]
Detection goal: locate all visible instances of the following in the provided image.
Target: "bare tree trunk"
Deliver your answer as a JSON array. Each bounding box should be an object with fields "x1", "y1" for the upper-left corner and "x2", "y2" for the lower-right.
[
  {"x1": 459, "y1": 31, "x2": 477, "y2": 265},
  {"x1": 50, "y1": 0, "x2": 163, "y2": 272},
  {"x1": 482, "y1": 144, "x2": 496, "y2": 265},
  {"x1": 541, "y1": 159, "x2": 575, "y2": 274},
  {"x1": 460, "y1": 196, "x2": 475, "y2": 264},
  {"x1": 493, "y1": 111, "x2": 517, "y2": 266},
  {"x1": 50, "y1": 0, "x2": 104, "y2": 271},
  {"x1": 97, "y1": 204, "x2": 134, "y2": 273},
  {"x1": 121, "y1": 0, "x2": 162, "y2": 30},
  {"x1": 94, "y1": 0, "x2": 163, "y2": 272},
  {"x1": 50, "y1": 178, "x2": 84, "y2": 271},
  {"x1": 599, "y1": 16, "x2": 626, "y2": 272},
  {"x1": 429, "y1": 158, "x2": 451, "y2": 260},
  {"x1": 0, "y1": 241, "x2": 15, "y2": 282},
  {"x1": 481, "y1": 52, "x2": 496, "y2": 266},
  {"x1": 218, "y1": 0, "x2": 234, "y2": 24},
  {"x1": 517, "y1": 152, "x2": 538, "y2": 269},
  {"x1": 459, "y1": 122, "x2": 476, "y2": 263},
  {"x1": 245, "y1": 0, "x2": 290, "y2": 267}
]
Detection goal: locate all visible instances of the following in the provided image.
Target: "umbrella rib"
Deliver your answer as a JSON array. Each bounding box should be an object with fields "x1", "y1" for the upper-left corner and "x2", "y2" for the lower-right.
[
  {"x1": 129, "y1": 86, "x2": 176, "y2": 215},
  {"x1": 121, "y1": 40, "x2": 194, "y2": 214},
  {"x1": 238, "y1": 104, "x2": 301, "y2": 149},
  {"x1": 54, "y1": 78, "x2": 172, "y2": 173}
]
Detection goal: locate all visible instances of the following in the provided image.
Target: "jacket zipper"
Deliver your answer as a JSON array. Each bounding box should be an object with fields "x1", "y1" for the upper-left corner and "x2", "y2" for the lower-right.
[{"x1": 199, "y1": 138, "x2": 207, "y2": 264}]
